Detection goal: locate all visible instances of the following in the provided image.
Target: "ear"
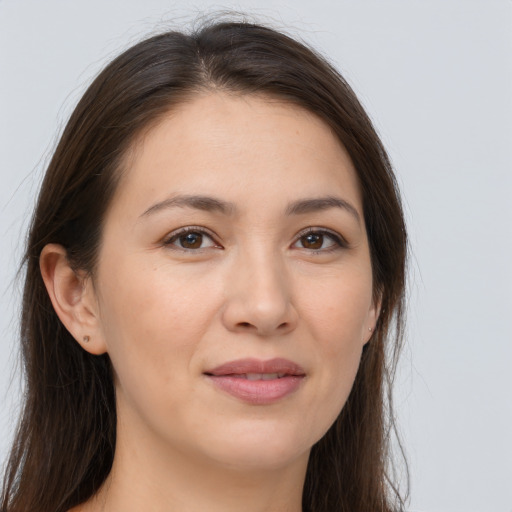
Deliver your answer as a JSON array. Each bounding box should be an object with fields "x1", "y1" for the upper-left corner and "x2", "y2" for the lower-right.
[
  {"x1": 39, "y1": 244, "x2": 107, "y2": 355},
  {"x1": 363, "y1": 294, "x2": 382, "y2": 345}
]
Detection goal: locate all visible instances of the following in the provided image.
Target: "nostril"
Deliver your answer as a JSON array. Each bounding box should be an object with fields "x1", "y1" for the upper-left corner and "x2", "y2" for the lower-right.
[{"x1": 235, "y1": 321, "x2": 292, "y2": 333}]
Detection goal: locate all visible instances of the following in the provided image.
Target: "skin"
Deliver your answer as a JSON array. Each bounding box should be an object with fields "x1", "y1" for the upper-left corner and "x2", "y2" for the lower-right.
[{"x1": 41, "y1": 92, "x2": 378, "y2": 512}]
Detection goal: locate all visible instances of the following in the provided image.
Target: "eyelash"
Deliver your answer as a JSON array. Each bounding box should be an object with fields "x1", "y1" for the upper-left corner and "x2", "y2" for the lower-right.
[
  {"x1": 293, "y1": 228, "x2": 348, "y2": 253},
  {"x1": 162, "y1": 226, "x2": 348, "y2": 253},
  {"x1": 162, "y1": 226, "x2": 220, "y2": 252}
]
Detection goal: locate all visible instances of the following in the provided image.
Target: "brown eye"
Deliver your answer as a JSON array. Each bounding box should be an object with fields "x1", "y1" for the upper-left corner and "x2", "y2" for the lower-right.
[
  {"x1": 293, "y1": 229, "x2": 345, "y2": 252},
  {"x1": 179, "y1": 232, "x2": 203, "y2": 249},
  {"x1": 300, "y1": 233, "x2": 324, "y2": 250},
  {"x1": 165, "y1": 229, "x2": 218, "y2": 251}
]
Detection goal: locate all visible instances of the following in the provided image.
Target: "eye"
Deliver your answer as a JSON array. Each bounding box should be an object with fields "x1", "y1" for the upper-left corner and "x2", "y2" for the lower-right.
[
  {"x1": 164, "y1": 227, "x2": 219, "y2": 251},
  {"x1": 292, "y1": 229, "x2": 347, "y2": 252}
]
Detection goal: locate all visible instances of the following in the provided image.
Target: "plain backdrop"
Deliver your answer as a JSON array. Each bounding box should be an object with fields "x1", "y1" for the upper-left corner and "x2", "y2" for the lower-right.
[{"x1": 0, "y1": 1, "x2": 511, "y2": 511}]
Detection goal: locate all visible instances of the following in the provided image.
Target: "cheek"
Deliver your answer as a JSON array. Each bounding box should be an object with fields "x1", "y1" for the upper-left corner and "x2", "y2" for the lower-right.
[
  {"x1": 99, "y1": 255, "x2": 214, "y2": 339},
  {"x1": 95, "y1": 258, "x2": 220, "y2": 393},
  {"x1": 301, "y1": 269, "x2": 373, "y2": 354},
  {"x1": 95, "y1": 260, "x2": 225, "y2": 441},
  {"x1": 297, "y1": 268, "x2": 372, "y2": 431}
]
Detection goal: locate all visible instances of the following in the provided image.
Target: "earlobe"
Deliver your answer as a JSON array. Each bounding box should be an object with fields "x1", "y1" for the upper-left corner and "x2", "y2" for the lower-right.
[{"x1": 39, "y1": 244, "x2": 107, "y2": 355}]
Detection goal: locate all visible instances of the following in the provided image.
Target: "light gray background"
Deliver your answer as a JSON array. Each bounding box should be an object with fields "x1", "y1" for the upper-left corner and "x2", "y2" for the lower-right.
[{"x1": 1, "y1": 1, "x2": 511, "y2": 511}]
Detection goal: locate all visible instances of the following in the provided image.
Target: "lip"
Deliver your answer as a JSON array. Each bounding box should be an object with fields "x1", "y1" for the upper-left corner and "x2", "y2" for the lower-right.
[{"x1": 204, "y1": 358, "x2": 306, "y2": 405}]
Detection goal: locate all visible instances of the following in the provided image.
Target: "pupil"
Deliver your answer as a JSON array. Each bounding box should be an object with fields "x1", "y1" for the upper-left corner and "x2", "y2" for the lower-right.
[
  {"x1": 181, "y1": 233, "x2": 202, "y2": 249},
  {"x1": 303, "y1": 233, "x2": 323, "y2": 249}
]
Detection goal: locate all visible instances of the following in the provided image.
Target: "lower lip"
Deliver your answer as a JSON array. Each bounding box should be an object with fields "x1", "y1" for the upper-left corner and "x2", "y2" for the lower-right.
[{"x1": 206, "y1": 375, "x2": 304, "y2": 405}]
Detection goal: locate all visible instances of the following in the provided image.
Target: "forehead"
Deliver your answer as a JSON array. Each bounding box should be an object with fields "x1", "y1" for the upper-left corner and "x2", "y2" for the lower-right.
[{"x1": 111, "y1": 92, "x2": 362, "y2": 219}]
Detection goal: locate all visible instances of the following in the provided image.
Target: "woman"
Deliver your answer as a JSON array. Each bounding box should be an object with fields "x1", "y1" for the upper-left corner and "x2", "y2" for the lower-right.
[{"x1": 1, "y1": 18, "x2": 408, "y2": 512}]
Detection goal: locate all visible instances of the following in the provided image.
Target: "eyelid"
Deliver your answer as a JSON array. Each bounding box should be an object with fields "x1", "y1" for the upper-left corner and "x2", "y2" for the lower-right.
[
  {"x1": 162, "y1": 226, "x2": 223, "y2": 251},
  {"x1": 292, "y1": 227, "x2": 349, "y2": 251}
]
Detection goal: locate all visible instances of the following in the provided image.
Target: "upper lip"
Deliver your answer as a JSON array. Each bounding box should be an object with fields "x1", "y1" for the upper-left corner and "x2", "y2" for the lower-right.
[{"x1": 205, "y1": 358, "x2": 306, "y2": 376}]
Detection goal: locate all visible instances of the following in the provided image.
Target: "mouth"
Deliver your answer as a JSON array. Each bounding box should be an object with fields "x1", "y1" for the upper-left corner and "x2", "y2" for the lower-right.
[
  {"x1": 220, "y1": 372, "x2": 289, "y2": 380},
  {"x1": 204, "y1": 358, "x2": 306, "y2": 405},
  {"x1": 205, "y1": 357, "x2": 306, "y2": 377}
]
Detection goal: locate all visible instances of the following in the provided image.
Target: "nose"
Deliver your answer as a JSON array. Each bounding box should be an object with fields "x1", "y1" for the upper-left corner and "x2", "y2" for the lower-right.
[{"x1": 221, "y1": 251, "x2": 298, "y2": 337}]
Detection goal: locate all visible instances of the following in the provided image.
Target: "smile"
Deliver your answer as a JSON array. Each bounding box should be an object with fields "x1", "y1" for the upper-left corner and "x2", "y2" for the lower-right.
[
  {"x1": 204, "y1": 358, "x2": 306, "y2": 405},
  {"x1": 231, "y1": 373, "x2": 287, "y2": 380}
]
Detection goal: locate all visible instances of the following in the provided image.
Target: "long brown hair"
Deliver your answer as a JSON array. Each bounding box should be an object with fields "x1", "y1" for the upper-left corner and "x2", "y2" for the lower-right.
[{"x1": 1, "y1": 17, "x2": 408, "y2": 512}]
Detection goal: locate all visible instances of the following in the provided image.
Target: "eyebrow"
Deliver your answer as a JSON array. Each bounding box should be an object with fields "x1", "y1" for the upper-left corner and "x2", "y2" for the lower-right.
[
  {"x1": 141, "y1": 194, "x2": 236, "y2": 217},
  {"x1": 140, "y1": 194, "x2": 360, "y2": 222},
  {"x1": 285, "y1": 196, "x2": 361, "y2": 222}
]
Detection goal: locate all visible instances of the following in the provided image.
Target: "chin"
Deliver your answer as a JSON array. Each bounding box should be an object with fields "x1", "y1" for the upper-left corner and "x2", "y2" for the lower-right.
[
  {"x1": 196, "y1": 422, "x2": 314, "y2": 472},
  {"x1": 212, "y1": 446, "x2": 309, "y2": 473}
]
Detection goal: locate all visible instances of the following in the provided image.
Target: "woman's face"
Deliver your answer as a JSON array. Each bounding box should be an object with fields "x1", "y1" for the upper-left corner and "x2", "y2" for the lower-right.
[{"x1": 89, "y1": 93, "x2": 377, "y2": 471}]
